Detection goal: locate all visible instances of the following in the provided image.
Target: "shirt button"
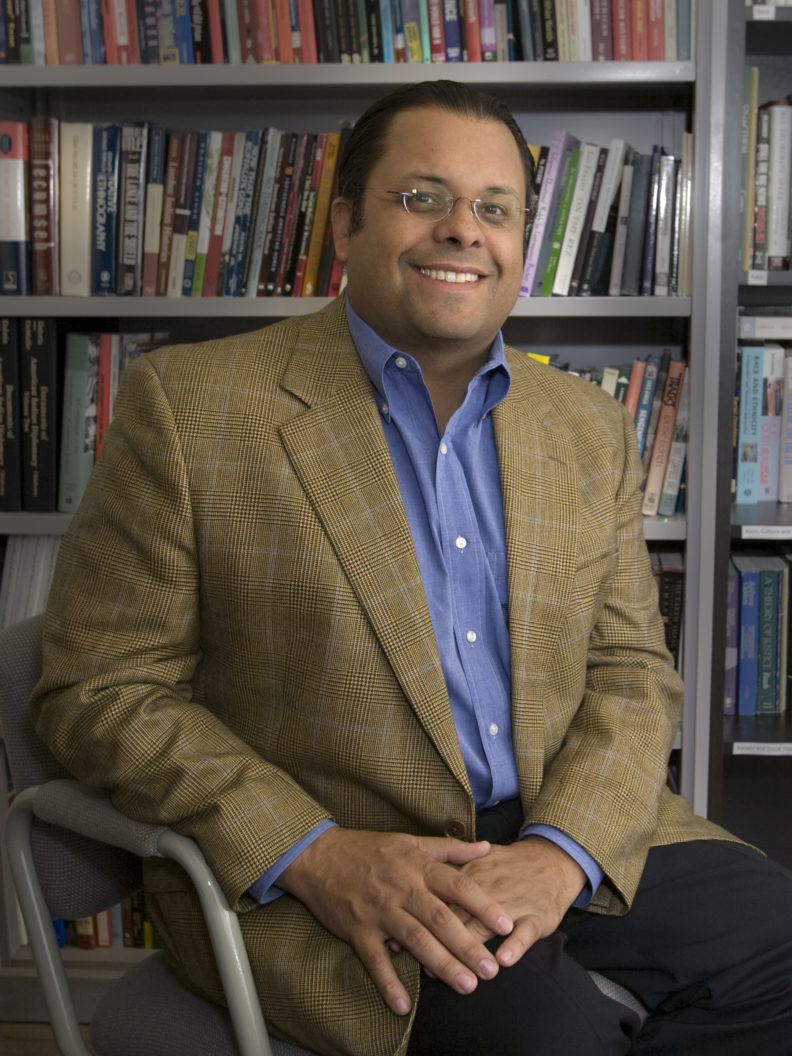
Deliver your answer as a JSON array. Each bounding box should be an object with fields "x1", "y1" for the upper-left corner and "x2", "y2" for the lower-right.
[
  {"x1": 489, "y1": 723, "x2": 499, "y2": 737},
  {"x1": 439, "y1": 442, "x2": 448, "y2": 455},
  {"x1": 394, "y1": 356, "x2": 407, "y2": 369},
  {"x1": 466, "y1": 630, "x2": 477, "y2": 643},
  {"x1": 455, "y1": 536, "x2": 467, "y2": 550},
  {"x1": 381, "y1": 402, "x2": 389, "y2": 415}
]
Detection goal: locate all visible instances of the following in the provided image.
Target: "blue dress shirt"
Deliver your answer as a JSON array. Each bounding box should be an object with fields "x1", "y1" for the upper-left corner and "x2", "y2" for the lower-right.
[{"x1": 248, "y1": 304, "x2": 603, "y2": 908}]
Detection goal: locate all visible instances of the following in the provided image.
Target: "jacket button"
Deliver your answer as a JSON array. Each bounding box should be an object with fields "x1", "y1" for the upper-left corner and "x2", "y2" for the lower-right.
[{"x1": 444, "y1": 820, "x2": 467, "y2": 839}]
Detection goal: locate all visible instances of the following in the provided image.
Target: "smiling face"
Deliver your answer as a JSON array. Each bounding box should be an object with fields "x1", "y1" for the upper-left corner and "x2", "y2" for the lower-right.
[{"x1": 331, "y1": 106, "x2": 528, "y2": 368}]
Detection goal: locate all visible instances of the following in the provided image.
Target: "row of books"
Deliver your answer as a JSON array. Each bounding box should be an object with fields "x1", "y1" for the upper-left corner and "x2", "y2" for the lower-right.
[
  {"x1": 0, "y1": 318, "x2": 168, "y2": 514},
  {"x1": 732, "y1": 338, "x2": 792, "y2": 506},
  {"x1": 536, "y1": 347, "x2": 688, "y2": 515},
  {"x1": 54, "y1": 892, "x2": 156, "y2": 951},
  {"x1": 0, "y1": 0, "x2": 694, "y2": 68},
  {"x1": 725, "y1": 549, "x2": 792, "y2": 717},
  {"x1": 740, "y1": 71, "x2": 792, "y2": 273},
  {"x1": 0, "y1": 117, "x2": 350, "y2": 299},
  {"x1": 520, "y1": 130, "x2": 694, "y2": 299}
]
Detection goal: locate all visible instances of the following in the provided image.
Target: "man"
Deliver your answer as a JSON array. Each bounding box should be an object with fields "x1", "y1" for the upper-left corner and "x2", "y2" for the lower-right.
[{"x1": 31, "y1": 81, "x2": 792, "y2": 1055}]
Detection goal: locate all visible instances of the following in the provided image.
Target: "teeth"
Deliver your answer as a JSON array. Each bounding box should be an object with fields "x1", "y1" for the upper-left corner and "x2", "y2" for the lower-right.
[{"x1": 418, "y1": 268, "x2": 480, "y2": 284}]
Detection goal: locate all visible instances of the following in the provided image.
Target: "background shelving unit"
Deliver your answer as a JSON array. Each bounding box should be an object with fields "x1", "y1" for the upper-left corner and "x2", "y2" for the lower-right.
[
  {"x1": 704, "y1": 2, "x2": 792, "y2": 868},
  {"x1": 0, "y1": 0, "x2": 732, "y2": 1021}
]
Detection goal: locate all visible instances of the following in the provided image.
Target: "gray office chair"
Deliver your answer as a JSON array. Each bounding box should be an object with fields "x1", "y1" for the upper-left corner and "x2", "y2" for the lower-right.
[{"x1": 2, "y1": 614, "x2": 647, "y2": 1056}]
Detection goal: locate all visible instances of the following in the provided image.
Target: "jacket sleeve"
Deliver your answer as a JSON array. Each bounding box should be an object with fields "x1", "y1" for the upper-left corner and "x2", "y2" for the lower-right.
[{"x1": 30, "y1": 352, "x2": 333, "y2": 911}]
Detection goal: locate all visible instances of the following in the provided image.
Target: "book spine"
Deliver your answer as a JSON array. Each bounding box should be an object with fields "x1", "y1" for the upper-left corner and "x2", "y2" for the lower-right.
[
  {"x1": 54, "y1": 0, "x2": 84, "y2": 62},
  {"x1": 289, "y1": 134, "x2": 324, "y2": 297},
  {"x1": 479, "y1": 0, "x2": 496, "y2": 57},
  {"x1": 224, "y1": 129, "x2": 262, "y2": 297},
  {"x1": 116, "y1": 122, "x2": 149, "y2": 296},
  {"x1": 633, "y1": 353, "x2": 660, "y2": 456},
  {"x1": 155, "y1": 131, "x2": 183, "y2": 298},
  {"x1": 216, "y1": 131, "x2": 245, "y2": 295},
  {"x1": 641, "y1": 359, "x2": 685, "y2": 516},
  {"x1": 167, "y1": 130, "x2": 199, "y2": 297},
  {"x1": 141, "y1": 126, "x2": 168, "y2": 298},
  {"x1": 135, "y1": 0, "x2": 159, "y2": 62},
  {"x1": 28, "y1": 116, "x2": 59, "y2": 296},
  {"x1": 20, "y1": 318, "x2": 59, "y2": 512},
  {"x1": 182, "y1": 131, "x2": 210, "y2": 296},
  {"x1": 752, "y1": 104, "x2": 771, "y2": 271},
  {"x1": 205, "y1": 0, "x2": 225, "y2": 59},
  {"x1": 735, "y1": 345, "x2": 764, "y2": 505},
  {"x1": 757, "y1": 565, "x2": 780, "y2": 714},
  {"x1": 552, "y1": 142, "x2": 600, "y2": 297},
  {"x1": 639, "y1": 145, "x2": 661, "y2": 296},
  {"x1": 619, "y1": 151, "x2": 652, "y2": 296},
  {"x1": 778, "y1": 347, "x2": 792, "y2": 503},
  {"x1": 0, "y1": 317, "x2": 21, "y2": 511},
  {"x1": 662, "y1": 0, "x2": 674, "y2": 60},
  {"x1": 80, "y1": 0, "x2": 105, "y2": 61},
  {"x1": 630, "y1": 0, "x2": 647, "y2": 59},
  {"x1": 202, "y1": 131, "x2": 235, "y2": 296},
  {"x1": 0, "y1": 121, "x2": 30, "y2": 297},
  {"x1": 58, "y1": 122, "x2": 93, "y2": 298},
  {"x1": 58, "y1": 332, "x2": 99, "y2": 514},
  {"x1": 724, "y1": 561, "x2": 739, "y2": 716},
  {"x1": 174, "y1": 0, "x2": 195, "y2": 60},
  {"x1": 657, "y1": 364, "x2": 688, "y2": 517},
  {"x1": 191, "y1": 129, "x2": 222, "y2": 296},
  {"x1": 590, "y1": 0, "x2": 611, "y2": 59},
  {"x1": 540, "y1": 146, "x2": 580, "y2": 296},
  {"x1": 220, "y1": 0, "x2": 242, "y2": 62},
  {"x1": 765, "y1": 101, "x2": 792, "y2": 271},
  {"x1": 296, "y1": 0, "x2": 319, "y2": 60},
  {"x1": 520, "y1": 129, "x2": 580, "y2": 296},
  {"x1": 758, "y1": 341, "x2": 784, "y2": 503},
  {"x1": 301, "y1": 131, "x2": 339, "y2": 297},
  {"x1": 262, "y1": 132, "x2": 298, "y2": 296},
  {"x1": 652, "y1": 152, "x2": 676, "y2": 296},
  {"x1": 647, "y1": 0, "x2": 663, "y2": 59},
  {"x1": 90, "y1": 124, "x2": 121, "y2": 297},
  {"x1": 607, "y1": 159, "x2": 634, "y2": 295},
  {"x1": 156, "y1": 0, "x2": 181, "y2": 61},
  {"x1": 273, "y1": 132, "x2": 309, "y2": 296}
]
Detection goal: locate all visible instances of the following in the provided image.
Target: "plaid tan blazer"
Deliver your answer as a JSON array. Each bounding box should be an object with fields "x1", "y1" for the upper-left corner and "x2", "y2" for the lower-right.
[{"x1": 31, "y1": 297, "x2": 735, "y2": 1056}]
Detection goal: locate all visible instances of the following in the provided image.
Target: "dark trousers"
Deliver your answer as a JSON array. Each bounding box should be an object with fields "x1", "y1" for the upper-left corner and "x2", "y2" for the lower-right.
[{"x1": 408, "y1": 822, "x2": 792, "y2": 1055}]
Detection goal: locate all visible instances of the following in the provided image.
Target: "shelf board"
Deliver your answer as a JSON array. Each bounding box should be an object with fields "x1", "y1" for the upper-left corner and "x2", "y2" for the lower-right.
[
  {"x1": 0, "y1": 61, "x2": 696, "y2": 92},
  {"x1": 733, "y1": 502, "x2": 792, "y2": 539},
  {"x1": 724, "y1": 711, "x2": 792, "y2": 755},
  {"x1": 643, "y1": 516, "x2": 687, "y2": 542},
  {"x1": 0, "y1": 295, "x2": 691, "y2": 319}
]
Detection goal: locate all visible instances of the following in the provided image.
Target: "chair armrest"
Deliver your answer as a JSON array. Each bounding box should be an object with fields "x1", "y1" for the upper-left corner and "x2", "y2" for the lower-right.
[{"x1": 7, "y1": 780, "x2": 274, "y2": 1056}]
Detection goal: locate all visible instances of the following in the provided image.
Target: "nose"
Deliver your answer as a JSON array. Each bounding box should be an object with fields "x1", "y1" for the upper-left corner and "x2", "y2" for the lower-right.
[{"x1": 432, "y1": 196, "x2": 482, "y2": 245}]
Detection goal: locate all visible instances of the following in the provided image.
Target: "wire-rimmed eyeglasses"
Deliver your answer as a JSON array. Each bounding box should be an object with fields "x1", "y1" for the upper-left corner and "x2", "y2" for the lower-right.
[{"x1": 378, "y1": 187, "x2": 532, "y2": 231}]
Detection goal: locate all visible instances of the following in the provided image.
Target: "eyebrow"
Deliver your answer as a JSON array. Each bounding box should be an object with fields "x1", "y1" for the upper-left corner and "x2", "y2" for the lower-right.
[{"x1": 400, "y1": 171, "x2": 522, "y2": 197}]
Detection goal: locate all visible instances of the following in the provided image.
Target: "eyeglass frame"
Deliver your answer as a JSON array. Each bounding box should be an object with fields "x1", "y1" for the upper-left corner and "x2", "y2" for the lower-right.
[{"x1": 366, "y1": 186, "x2": 535, "y2": 248}]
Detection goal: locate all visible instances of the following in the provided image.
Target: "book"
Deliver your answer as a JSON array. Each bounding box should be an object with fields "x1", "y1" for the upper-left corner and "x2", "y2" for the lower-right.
[
  {"x1": 639, "y1": 145, "x2": 662, "y2": 296},
  {"x1": 590, "y1": 0, "x2": 611, "y2": 59},
  {"x1": 652, "y1": 151, "x2": 676, "y2": 296},
  {"x1": 58, "y1": 121, "x2": 93, "y2": 298},
  {"x1": 742, "y1": 66, "x2": 760, "y2": 272},
  {"x1": 55, "y1": 0, "x2": 83, "y2": 62},
  {"x1": 28, "y1": 116, "x2": 59, "y2": 296},
  {"x1": 756, "y1": 556, "x2": 786, "y2": 714},
  {"x1": 521, "y1": 130, "x2": 580, "y2": 297},
  {"x1": 735, "y1": 344, "x2": 764, "y2": 506},
  {"x1": 260, "y1": 130, "x2": 299, "y2": 296},
  {"x1": 240, "y1": 127, "x2": 279, "y2": 297},
  {"x1": 676, "y1": 130, "x2": 694, "y2": 297},
  {"x1": 202, "y1": 130, "x2": 235, "y2": 296},
  {"x1": 540, "y1": 146, "x2": 581, "y2": 296},
  {"x1": 764, "y1": 97, "x2": 792, "y2": 271},
  {"x1": 623, "y1": 356, "x2": 646, "y2": 420},
  {"x1": 657, "y1": 364, "x2": 689, "y2": 517},
  {"x1": 479, "y1": 0, "x2": 497, "y2": 59},
  {"x1": 724, "y1": 560, "x2": 739, "y2": 716},
  {"x1": 90, "y1": 123, "x2": 121, "y2": 297},
  {"x1": 0, "y1": 317, "x2": 21, "y2": 512},
  {"x1": 633, "y1": 352, "x2": 661, "y2": 457},
  {"x1": 155, "y1": 130, "x2": 184, "y2": 297},
  {"x1": 182, "y1": 130, "x2": 210, "y2": 297},
  {"x1": 141, "y1": 126, "x2": 168, "y2": 298},
  {"x1": 95, "y1": 331, "x2": 118, "y2": 457},
  {"x1": 641, "y1": 359, "x2": 686, "y2": 516},
  {"x1": 779, "y1": 347, "x2": 792, "y2": 503},
  {"x1": 216, "y1": 131, "x2": 246, "y2": 296},
  {"x1": 752, "y1": 101, "x2": 771, "y2": 271},
  {"x1": 611, "y1": 0, "x2": 630, "y2": 59},
  {"x1": 619, "y1": 150, "x2": 653, "y2": 297},
  {"x1": 758, "y1": 341, "x2": 784, "y2": 503},
  {"x1": 291, "y1": 132, "x2": 326, "y2": 297},
  {"x1": 607, "y1": 155, "x2": 635, "y2": 295},
  {"x1": 0, "y1": 121, "x2": 30, "y2": 296},
  {"x1": 630, "y1": 0, "x2": 647, "y2": 59},
  {"x1": 58, "y1": 332, "x2": 99, "y2": 514},
  {"x1": 640, "y1": 347, "x2": 670, "y2": 481},
  {"x1": 551, "y1": 142, "x2": 602, "y2": 297},
  {"x1": 166, "y1": 130, "x2": 198, "y2": 297},
  {"x1": 442, "y1": 0, "x2": 462, "y2": 59},
  {"x1": 657, "y1": 548, "x2": 684, "y2": 670},
  {"x1": 116, "y1": 122, "x2": 148, "y2": 296},
  {"x1": 136, "y1": 0, "x2": 160, "y2": 62},
  {"x1": 300, "y1": 131, "x2": 340, "y2": 297},
  {"x1": 20, "y1": 318, "x2": 59, "y2": 513}
]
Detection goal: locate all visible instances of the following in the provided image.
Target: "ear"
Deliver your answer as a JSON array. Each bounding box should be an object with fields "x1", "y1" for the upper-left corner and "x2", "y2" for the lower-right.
[{"x1": 330, "y1": 197, "x2": 353, "y2": 263}]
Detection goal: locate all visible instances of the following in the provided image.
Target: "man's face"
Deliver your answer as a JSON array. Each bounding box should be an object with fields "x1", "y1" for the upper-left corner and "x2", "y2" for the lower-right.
[{"x1": 331, "y1": 107, "x2": 527, "y2": 362}]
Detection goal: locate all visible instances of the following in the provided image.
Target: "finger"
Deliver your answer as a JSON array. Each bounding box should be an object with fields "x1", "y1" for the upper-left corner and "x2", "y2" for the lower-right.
[
  {"x1": 427, "y1": 859, "x2": 514, "y2": 938},
  {"x1": 418, "y1": 837, "x2": 493, "y2": 867},
  {"x1": 357, "y1": 934, "x2": 413, "y2": 1017},
  {"x1": 493, "y1": 915, "x2": 544, "y2": 968}
]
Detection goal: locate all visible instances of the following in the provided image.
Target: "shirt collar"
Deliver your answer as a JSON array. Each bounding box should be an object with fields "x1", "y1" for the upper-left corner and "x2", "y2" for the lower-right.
[{"x1": 345, "y1": 299, "x2": 510, "y2": 412}]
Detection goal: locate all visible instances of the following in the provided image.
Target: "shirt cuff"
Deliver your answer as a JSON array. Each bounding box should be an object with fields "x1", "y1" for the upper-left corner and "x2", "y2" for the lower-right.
[
  {"x1": 521, "y1": 824, "x2": 604, "y2": 908},
  {"x1": 247, "y1": 820, "x2": 336, "y2": 905}
]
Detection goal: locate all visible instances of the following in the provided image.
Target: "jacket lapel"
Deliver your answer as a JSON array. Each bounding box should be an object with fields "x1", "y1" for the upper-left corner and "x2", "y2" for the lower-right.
[
  {"x1": 278, "y1": 301, "x2": 471, "y2": 795},
  {"x1": 495, "y1": 352, "x2": 581, "y2": 801}
]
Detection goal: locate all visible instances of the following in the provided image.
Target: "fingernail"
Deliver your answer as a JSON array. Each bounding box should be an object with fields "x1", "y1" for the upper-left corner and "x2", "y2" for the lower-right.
[
  {"x1": 394, "y1": 997, "x2": 411, "y2": 1016},
  {"x1": 499, "y1": 947, "x2": 515, "y2": 966},
  {"x1": 456, "y1": 973, "x2": 477, "y2": 994},
  {"x1": 496, "y1": 915, "x2": 513, "y2": 934},
  {"x1": 479, "y1": 958, "x2": 498, "y2": 979}
]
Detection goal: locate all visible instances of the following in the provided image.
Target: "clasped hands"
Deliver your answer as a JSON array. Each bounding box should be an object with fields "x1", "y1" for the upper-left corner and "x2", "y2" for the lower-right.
[{"x1": 278, "y1": 827, "x2": 586, "y2": 1017}]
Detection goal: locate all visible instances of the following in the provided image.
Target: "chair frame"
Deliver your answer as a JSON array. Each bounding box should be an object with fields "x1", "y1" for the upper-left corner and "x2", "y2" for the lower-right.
[{"x1": 5, "y1": 778, "x2": 274, "y2": 1056}]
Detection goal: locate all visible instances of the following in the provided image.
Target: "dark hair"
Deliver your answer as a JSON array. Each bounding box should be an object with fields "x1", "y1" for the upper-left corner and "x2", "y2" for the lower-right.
[{"x1": 337, "y1": 80, "x2": 536, "y2": 239}]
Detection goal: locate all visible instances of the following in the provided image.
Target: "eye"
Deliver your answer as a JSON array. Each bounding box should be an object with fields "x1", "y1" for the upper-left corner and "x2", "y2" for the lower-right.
[
  {"x1": 408, "y1": 189, "x2": 446, "y2": 211},
  {"x1": 478, "y1": 199, "x2": 510, "y2": 222}
]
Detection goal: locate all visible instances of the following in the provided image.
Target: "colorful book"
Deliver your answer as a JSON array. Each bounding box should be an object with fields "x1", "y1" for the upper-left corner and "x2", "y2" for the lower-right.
[
  {"x1": 58, "y1": 121, "x2": 93, "y2": 298},
  {"x1": 141, "y1": 125, "x2": 168, "y2": 298},
  {"x1": 182, "y1": 130, "x2": 210, "y2": 296},
  {"x1": 58, "y1": 332, "x2": 100, "y2": 514},
  {"x1": 28, "y1": 116, "x2": 59, "y2": 295},
  {"x1": 735, "y1": 344, "x2": 764, "y2": 506},
  {"x1": 20, "y1": 318, "x2": 59, "y2": 513},
  {"x1": 0, "y1": 121, "x2": 30, "y2": 296},
  {"x1": 520, "y1": 129, "x2": 580, "y2": 298},
  {"x1": 90, "y1": 123, "x2": 121, "y2": 296},
  {"x1": 642, "y1": 360, "x2": 686, "y2": 516},
  {"x1": 758, "y1": 341, "x2": 784, "y2": 503},
  {"x1": 724, "y1": 560, "x2": 739, "y2": 716},
  {"x1": 540, "y1": 147, "x2": 581, "y2": 296}
]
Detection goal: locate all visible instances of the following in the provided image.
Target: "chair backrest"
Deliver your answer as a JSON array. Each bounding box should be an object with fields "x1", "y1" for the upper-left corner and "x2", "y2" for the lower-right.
[{"x1": 0, "y1": 613, "x2": 141, "y2": 919}]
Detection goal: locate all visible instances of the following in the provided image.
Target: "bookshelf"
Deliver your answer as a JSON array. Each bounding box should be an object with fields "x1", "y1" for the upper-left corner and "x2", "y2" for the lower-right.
[
  {"x1": 704, "y1": 2, "x2": 792, "y2": 863},
  {"x1": 0, "y1": 0, "x2": 731, "y2": 1021}
]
